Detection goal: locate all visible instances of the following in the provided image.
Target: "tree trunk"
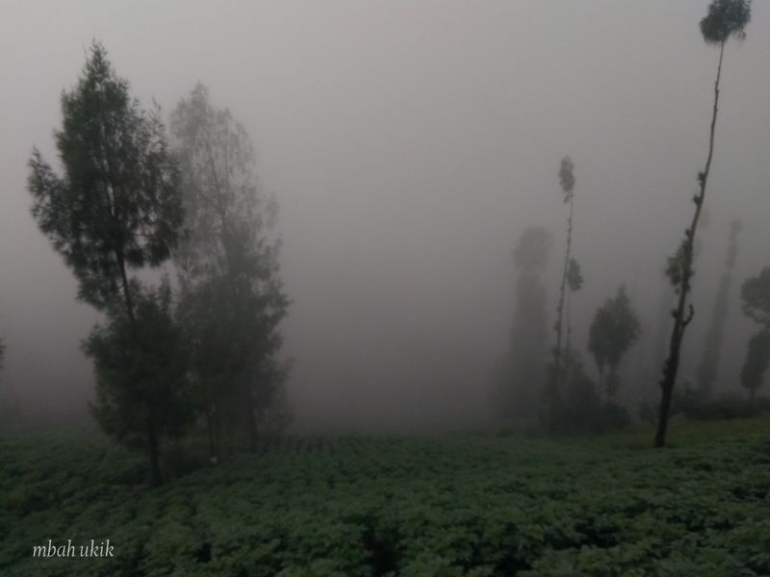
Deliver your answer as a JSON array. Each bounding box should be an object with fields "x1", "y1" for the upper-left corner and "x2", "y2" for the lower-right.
[{"x1": 655, "y1": 41, "x2": 725, "y2": 448}]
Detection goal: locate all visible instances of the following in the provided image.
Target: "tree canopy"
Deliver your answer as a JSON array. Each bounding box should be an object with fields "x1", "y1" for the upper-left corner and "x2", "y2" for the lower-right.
[{"x1": 700, "y1": 0, "x2": 751, "y2": 45}]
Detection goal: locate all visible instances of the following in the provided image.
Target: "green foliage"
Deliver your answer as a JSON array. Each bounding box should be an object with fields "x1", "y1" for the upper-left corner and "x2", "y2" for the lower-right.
[
  {"x1": 84, "y1": 280, "x2": 194, "y2": 452},
  {"x1": 588, "y1": 285, "x2": 641, "y2": 398},
  {"x1": 700, "y1": 0, "x2": 751, "y2": 45},
  {"x1": 27, "y1": 42, "x2": 182, "y2": 312},
  {"x1": 4, "y1": 418, "x2": 770, "y2": 575},
  {"x1": 740, "y1": 331, "x2": 770, "y2": 400},
  {"x1": 740, "y1": 267, "x2": 770, "y2": 329}
]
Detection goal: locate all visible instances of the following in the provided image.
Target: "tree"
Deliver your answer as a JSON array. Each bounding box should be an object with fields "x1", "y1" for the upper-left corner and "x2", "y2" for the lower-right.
[
  {"x1": 696, "y1": 219, "x2": 742, "y2": 396},
  {"x1": 740, "y1": 267, "x2": 770, "y2": 331},
  {"x1": 654, "y1": 0, "x2": 751, "y2": 448},
  {"x1": 170, "y1": 84, "x2": 290, "y2": 458},
  {"x1": 738, "y1": 267, "x2": 770, "y2": 402},
  {"x1": 491, "y1": 226, "x2": 553, "y2": 419},
  {"x1": 27, "y1": 42, "x2": 187, "y2": 484},
  {"x1": 85, "y1": 281, "x2": 193, "y2": 481},
  {"x1": 740, "y1": 332, "x2": 770, "y2": 402},
  {"x1": 588, "y1": 285, "x2": 642, "y2": 401},
  {"x1": 552, "y1": 156, "x2": 577, "y2": 385}
]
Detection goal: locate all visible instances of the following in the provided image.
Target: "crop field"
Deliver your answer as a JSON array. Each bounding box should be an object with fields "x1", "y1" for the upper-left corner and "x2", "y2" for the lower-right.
[{"x1": 2, "y1": 418, "x2": 770, "y2": 576}]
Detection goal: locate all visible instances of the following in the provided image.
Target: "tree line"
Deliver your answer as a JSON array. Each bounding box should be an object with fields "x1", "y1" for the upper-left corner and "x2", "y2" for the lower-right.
[
  {"x1": 491, "y1": 0, "x2": 768, "y2": 444},
  {"x1": 26, "y1": 44, "x2": 290, "y2": 485}
]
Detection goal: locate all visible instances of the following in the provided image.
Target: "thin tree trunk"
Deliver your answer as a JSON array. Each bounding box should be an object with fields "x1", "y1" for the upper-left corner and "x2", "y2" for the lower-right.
[
  {"x1": 655, "y1": 42, "x2": 725, "y2": 448},
  {"x1": 554, "y1": 196, "x2": 575, "y2": 382}
]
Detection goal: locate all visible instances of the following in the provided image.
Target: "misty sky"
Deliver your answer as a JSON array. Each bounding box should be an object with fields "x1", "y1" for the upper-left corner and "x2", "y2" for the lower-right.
[{"x1": 1, "y1": 1, "x2": 769, "y2": 431}]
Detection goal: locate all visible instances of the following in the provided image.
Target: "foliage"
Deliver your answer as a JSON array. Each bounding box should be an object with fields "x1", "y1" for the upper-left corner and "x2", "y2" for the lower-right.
[
  {"x1": 672, "y1": 393, "x2": 770, "y2": 421},
  {"x1": 700, "y1": 0, "x2": 752, "y2": 45},
  {"x1": 84, "y1": 280, "x2": 195, "y2": 485},
  {"x1": 27, "y1": 42, "x2": 182, "y2": 313},
  {"x1": 740, "y1": 267, "x2": 770, "y2": 330},
  {"x1": 740, "y1": 332, "x2": 770, "y2": 401},
  {"x1": 26, "y1": 41, "x2": 186, "y2": 483},
  {"x1": 588, "y1": 285, "x2": 641, "y2": 400},
  {"x1": 566, "y1": 258, "x2": 583, "y2": 292},
  {"x1": 4, "y1": 417, "x2": 770, "y2": 575},
  {"x1": 170, "y1": 84, "x2": 291, "y2": 456}
]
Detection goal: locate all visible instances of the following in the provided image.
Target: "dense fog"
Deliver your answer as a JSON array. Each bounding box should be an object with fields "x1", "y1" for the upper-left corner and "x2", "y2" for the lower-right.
[{"x1": 1, "y1": 1, "x2": 769, "y2": 433}]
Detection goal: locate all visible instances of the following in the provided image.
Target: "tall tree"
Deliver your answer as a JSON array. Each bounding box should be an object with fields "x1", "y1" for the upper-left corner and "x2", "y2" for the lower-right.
[
  {"x1": 588, "y1": 285, "x2": 642, "y2": 402},
  {"x1": 492, "y1": 226, "x2": 552, "y2": 419},
  {"x1": 170, "y1": 84, "x2": 290, "y2": 458},
  {"x1": 27, "y1": 42, "x2": 186, "y2": 484},
  {"x1": 552, "y1": 156, "x2": 577, "y2": 385},
  {"x1": 696, "y1": 219, "x2": 742, "y2": 396},
  {"x1": 654, "y1": 0, "x2": 751, "y2": 448}
]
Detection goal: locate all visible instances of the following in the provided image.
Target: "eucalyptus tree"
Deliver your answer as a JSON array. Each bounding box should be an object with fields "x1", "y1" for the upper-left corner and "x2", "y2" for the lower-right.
[
  {"x1": 552, "y1": 156, "x2": 577, "y2": 385},
  {"x1": 27, "y1": 42, "x2": 188, "y2": 485},
  {"x1": 696, "y1": 219, "x2": 742, "y2": 396},
  {"x1": 170, "y1": 84, "x2": 290, "y2": 458},
  {"x1": 654, "y1": 0, "x2": 751, "y2": 448}
]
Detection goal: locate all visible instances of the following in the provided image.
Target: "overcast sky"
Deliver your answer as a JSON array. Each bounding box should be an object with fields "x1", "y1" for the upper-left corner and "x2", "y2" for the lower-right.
[{"x1": 1, "y1": 1, "x2": 769, "y2": 431}]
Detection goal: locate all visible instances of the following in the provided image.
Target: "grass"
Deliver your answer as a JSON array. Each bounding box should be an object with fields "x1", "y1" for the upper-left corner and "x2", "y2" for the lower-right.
[{"x1": 1, "y1": 417, "x2": 769, "y2": 576}]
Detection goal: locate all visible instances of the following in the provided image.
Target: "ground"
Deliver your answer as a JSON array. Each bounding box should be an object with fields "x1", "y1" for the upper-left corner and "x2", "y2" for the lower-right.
[{"x1": 1, "y1": 417, "x2": 769, "y2": 576}]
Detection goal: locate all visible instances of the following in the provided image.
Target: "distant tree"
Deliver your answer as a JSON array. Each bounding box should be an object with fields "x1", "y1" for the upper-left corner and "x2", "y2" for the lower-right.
[
  {"x1": 85, "y1": 281, "x2": 194, "y2": 479},
  {"x1": 740, "y1": 332, "x2": 770, "y2": 402},
  {"x1": 696, "y1": 219, "x2": 742, "y2": 396},
  {"x1": 588, "y1": 285, "x2": 642, "y2": 402},
  {"x1": 740, "y1": 267, "x2": 770, "y2": 331},
  {"x1": 654, "y1": 0, "x2": 751, "y2": 448},
  {"x1": 552, "y1": 156, "x2": 576, "y2": 383},
  {"x1": 170, "y1": 84, "x2": 291, "y2": 458},
  {"x1": 27, "y1": 42, "x2": 187, "y2": 484},
  {"x1": 738, "y1": 267, "x2": 770, "y2": 402},
  {"x1": 492, "y1": 226, "x2": 553, "y2": 419}
]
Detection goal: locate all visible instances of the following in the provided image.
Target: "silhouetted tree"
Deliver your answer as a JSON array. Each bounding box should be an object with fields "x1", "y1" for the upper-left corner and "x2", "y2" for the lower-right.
[
  {"x1": 170, "y1": 84, "x2": 291, "y2": 457},
  {"x1": 696, "y1": 219, "x2": 742, "y2": 396},
  {"x1": 492, "y1": 226, "x2": 553, "y2": 419},
  {"x1": 654, "y1": 0, "x2": 751, "y2": 448},
  {"x1": 588, "y1": 285, "x2": 642, "y2": 402},
  {"x1": 85, "y1": 281, "x2": 194, "y2": 480},
  {"x1": 27, "y1": 42, "x2": 186, "y2": 485}
]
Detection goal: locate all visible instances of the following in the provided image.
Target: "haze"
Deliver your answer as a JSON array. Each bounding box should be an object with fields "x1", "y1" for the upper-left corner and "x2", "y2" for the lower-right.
[{"x1": 1, "y1": 1, "x2": 769, "y2": 432}]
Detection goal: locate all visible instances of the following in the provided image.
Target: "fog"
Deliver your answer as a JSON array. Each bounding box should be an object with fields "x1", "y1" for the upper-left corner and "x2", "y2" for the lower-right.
[{"x1": 1, "y1": 1, "x2": 769, "y2": 432}]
